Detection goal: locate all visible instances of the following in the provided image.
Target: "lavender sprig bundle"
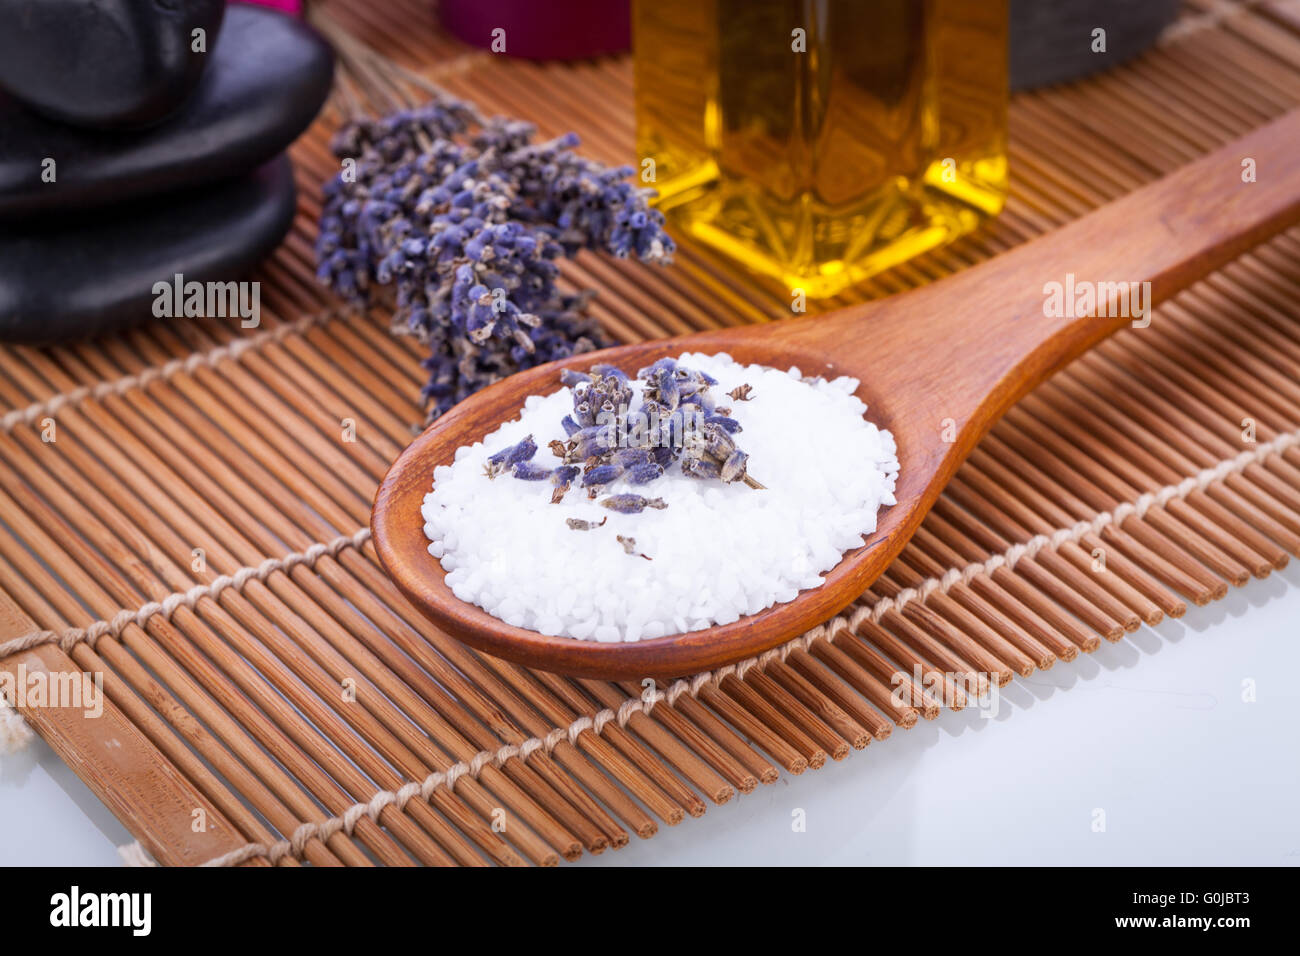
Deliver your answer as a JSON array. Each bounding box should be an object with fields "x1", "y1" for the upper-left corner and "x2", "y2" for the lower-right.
[{"x1": 315, "y1": 98, "x2": 675, "y2": 419}]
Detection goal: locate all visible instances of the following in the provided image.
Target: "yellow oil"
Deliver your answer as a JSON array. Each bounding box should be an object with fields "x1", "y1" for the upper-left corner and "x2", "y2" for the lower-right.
[{"x1": 634, "y1": 0, "x2": 1008, "y2": 297}]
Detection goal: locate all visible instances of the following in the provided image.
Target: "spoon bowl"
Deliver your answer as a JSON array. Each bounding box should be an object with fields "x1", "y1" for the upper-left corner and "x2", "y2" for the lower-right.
[
  {"x1": 372, "y1": 328, "x2": 916, "y2": 679},
  {"x1": 373, "y1": 111, "x2": 1300, "y2": 679}
]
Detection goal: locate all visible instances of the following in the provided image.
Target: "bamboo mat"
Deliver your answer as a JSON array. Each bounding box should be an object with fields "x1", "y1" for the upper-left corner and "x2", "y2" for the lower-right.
[{"x1": 2, "y1": 0, "x2": 1300, "y2": 866}]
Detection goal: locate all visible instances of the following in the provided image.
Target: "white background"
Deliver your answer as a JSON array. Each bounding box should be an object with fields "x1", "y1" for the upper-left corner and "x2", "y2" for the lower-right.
[{"x1": 4, "y1": 562, "x2": 1298, "y2": 866}]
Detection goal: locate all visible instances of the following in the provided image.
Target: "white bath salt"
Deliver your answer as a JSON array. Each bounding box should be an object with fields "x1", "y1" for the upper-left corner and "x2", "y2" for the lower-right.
[{"x1": 421, "y1": 351, "x2": 898, "y2": 643}]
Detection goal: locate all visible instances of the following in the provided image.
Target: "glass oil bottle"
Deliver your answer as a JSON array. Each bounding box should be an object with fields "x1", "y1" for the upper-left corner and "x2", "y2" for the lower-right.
[{"x1": 634, "y1": 0, "x2": 1009, "y2": 298}]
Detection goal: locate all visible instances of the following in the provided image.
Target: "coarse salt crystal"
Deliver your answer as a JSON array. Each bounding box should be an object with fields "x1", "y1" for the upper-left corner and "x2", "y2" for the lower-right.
[{"x1": 421, "y1": 351, "x2": 899, "y2": 643}]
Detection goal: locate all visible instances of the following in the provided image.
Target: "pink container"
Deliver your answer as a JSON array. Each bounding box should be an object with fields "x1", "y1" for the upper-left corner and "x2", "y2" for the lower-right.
[
  {"x1": 439, "y1": 0, "x2": 629, "y2": 59},
  {"x1": 232, "y1": 0, "x2": 301, "y2": 14}
]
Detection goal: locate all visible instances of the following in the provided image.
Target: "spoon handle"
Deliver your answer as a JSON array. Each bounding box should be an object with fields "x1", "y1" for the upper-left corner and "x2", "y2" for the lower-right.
[{"x1": 819, "y1": 108, "x2": 1300, "y2": 426}]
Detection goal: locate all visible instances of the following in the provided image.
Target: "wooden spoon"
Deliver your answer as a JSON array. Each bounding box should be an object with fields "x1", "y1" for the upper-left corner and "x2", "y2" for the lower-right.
[{"x1": 373, "y1": 110, "x2": 1300, "y2": 680}]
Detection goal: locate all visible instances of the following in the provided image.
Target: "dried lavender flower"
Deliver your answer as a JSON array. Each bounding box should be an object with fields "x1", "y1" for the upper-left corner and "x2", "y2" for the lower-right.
[
  {"x1": 615, "y1": 534, "x2": 651, "y2": 560},
  {"x1": 706, "y1": 414, "x2": 742, "y2": 434},
  {"x1": 582, "y1": 463, "x2": 623, "y2": 488},
  {"x1": 720, "y1": 450, "x2": 750, "y2": 484},
  {"x1": 612, "y1": 447, "x2": 652, "y2": 468},
  {"x1": 681, "y1": 458, "x2": 722, "y2": 481},
  {"x1": 500, "y1": 358, "x2": 763, "y2": 500},
  {"x1": 551, "y1": 464, "x2": 580, "y2": 503},
  {"x1": 315, "y1": 100, "x2": 675, "y2": 420},
  {"x1": 512, "y1": 461, "x2": 553, "y2": 480},
  {"x1": 700, "y1": 423, "x2": 737, "y2": 459},
  {"x1": 728, "y1": 384, "x2": 754, "y2": 402},
  {"x1": 601, "y1": 494, "x2": 668, "y2": 514},
  {"x1": 565, "y1": 425, "x2": 615, "y2": 460},
  {"x1": 484, "y1": 434, "x2": 537, "y2": 478},
  {"x1": 626, "y1": 462, "x2": 664, "y2": 485}
]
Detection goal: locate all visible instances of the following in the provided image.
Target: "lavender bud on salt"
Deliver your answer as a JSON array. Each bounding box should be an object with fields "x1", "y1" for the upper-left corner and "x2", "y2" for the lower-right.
[
  {"x1": 591, "y1": 364, "x2": 629, "y2": 386},
  {"x1": 612, "y1": 447, "x2": 651, "y2": 468},
  {"x1": 706, "y1": 414, "x2": 742, "y2": 434},
  {"x1": 600, "y1": 494, "x2": 668, "y2": 514},
  {"x1": 582, "y1": 463, "x2": 623, "y2": 488},
  {"x1": 637, "y1": 357, "x2": 677, "y2": 379},
  {"x1": 728, "y1": 384, "x2": 753, "y2": 401},
  {"x1": 626, "y1": 462, "x2": 664, "y2": 485},
  {"x1": 720, "y1": 450, "x2": 749, "y2": 483},
  {"x1": 512, "y1": 461, "x2": 553, "y2": 480},
  {"x1": 485, "y1": 434, "x2": 537, "y2": 477},
  {"x1": 616, "y1": 534, "x2": 651, "y2": 560},
  {"x1": 551, "y1": 464, "x2": 580, "y2": 502},
  {"x1": 681, "y1": 458, "x2": 722, "y2": 481},
  {"x1": 702, "y1": 423, "x2": 736, "y2": 458},
  {"x1": 567, "y1": 425, "x2": 614, "y2": 459}
]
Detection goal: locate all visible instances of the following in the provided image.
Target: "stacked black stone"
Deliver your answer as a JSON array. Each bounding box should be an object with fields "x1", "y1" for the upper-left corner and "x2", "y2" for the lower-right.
[{"x1": 0, "y1": 3, "x2": 335, "y2": 342}]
